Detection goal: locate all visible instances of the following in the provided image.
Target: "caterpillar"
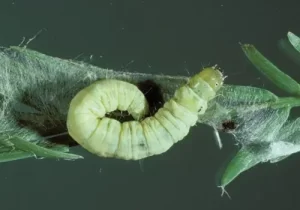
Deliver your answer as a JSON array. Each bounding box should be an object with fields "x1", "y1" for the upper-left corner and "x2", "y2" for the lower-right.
[{"x1": 66, "y1": 66, "x2": 225, "y2": 160}]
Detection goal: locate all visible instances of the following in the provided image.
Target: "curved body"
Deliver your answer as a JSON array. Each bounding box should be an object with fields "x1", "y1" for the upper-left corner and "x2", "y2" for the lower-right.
[{"x1": 67, "y1": 66, "x2": 224, "y2": 160}]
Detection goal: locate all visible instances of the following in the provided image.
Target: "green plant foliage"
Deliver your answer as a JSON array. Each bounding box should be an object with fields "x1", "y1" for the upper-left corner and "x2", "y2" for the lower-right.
[
  {"x1": 0, "y1": 32, "x2": 299, "y2": 194},
  {"x1": 213, "y1": 32, "x2": 300, "y2": 190},
  {"x1": 278, "y1": 36, "x2": 300, "y2": 67},
  {"x1": 288, "y1": 31, "x2": 300, "y2": 53},
  {"x1": 241, "y1": 44, "x2": 300, "y2": 96}
]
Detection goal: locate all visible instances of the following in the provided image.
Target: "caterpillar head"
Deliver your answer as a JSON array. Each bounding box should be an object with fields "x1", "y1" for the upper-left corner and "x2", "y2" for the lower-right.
[
  {"x1": 187, "y1": 66, "x2": 225, "y2": 101},
  {"x1": 191, "y1": 66, "x2": 224, "y2": 91},
  {"x1": 197, "y1": 66, "x2": 224, "y2": 91}
]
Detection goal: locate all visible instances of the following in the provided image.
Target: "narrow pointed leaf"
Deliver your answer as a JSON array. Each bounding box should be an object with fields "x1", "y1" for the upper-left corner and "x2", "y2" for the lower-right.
[
  {"x1": 287, "y1": 31, "x2": 300, "y2": 53},
  {"x1": 9, "y1": 137, "x2": 83, "y2": 160},
  {"x1": 0, "y1": 150, "x2": 35, "y2": 162},
  {"x1": 278, "y1": 38, "x2": 300, "y2": 67},
  {"x1": 241, "y1": 44, "x2": 300, "y2": 96},
  {"x1": 0, "y1": 142, "x2": 77, "y2": 163},
  {"x1": 221, "y1": 148, "x2": 261, "y2": 187}
]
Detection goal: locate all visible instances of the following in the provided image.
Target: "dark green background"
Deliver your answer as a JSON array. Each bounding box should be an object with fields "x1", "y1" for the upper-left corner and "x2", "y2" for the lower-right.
[{"x1": 0, "y1": 0, "x2": 300, "y2": 209}]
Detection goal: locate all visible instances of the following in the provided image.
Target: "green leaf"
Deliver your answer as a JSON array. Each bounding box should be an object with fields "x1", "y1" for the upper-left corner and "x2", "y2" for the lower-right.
[
  {"x1": 278, "y1": 38, "x2": 300, "y2": 67},
  {"x1": 9, "y1": 137, "x2": 83, "y2": 160},
  {"x1": 241, "y1": 44, "x2": 300, "y2": 96},
  {"x1": 220, "y1": 147, "x2": 261, "y2": 187},
  {"x1": 217, "y1": 85, "x2": 278, "y2": 107},
  {"x1": 0, "y1": 140, "x2": 78, "y2": 163},
  {"x1": 202, "y1": 85, "x2": 278, "y2": 119},
  {"x1": 287, "y1": 31, "x2": 300, "y2": 53},
  {"x1": 0, "y1": 150, "x2": 35, "y2": 162}
]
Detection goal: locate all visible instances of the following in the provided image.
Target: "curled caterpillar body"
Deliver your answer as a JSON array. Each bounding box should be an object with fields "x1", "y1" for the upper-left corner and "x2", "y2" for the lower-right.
[{"x1": 67, "y1": 66, "x2": 225, "y2": 160}]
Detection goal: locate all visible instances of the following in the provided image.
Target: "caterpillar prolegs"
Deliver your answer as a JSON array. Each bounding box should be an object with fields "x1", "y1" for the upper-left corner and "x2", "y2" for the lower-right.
[{"x1": 66, "y1": 66, "x2": 225, "y2": 160}]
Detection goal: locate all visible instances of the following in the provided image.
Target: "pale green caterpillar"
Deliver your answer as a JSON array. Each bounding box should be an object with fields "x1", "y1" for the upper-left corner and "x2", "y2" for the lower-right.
[{"x1": 67, "y1": 66, "x2": 225, "y2": 160}]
